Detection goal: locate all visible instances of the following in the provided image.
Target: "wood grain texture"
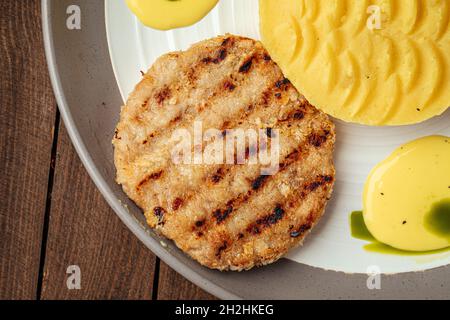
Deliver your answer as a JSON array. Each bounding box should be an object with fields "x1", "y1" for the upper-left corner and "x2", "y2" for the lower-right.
[
  {"x1": 157, "y1": 262, "x2": 217, "y2": 300},
  {"x1": 40, "y1": 124, "x2": 157, "y2": 300},
  {"x1": 0, "y1": 0, "x2": 57, "y2": 299}
]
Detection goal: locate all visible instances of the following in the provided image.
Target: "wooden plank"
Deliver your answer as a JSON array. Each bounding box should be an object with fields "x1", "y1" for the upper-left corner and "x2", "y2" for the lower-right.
[
  {"x1": 157, "y1": 262, "x2": 217, "y2": 300},
  {"x1": 0, "y1": 0, "x2": 57, "y2": 299},
  {"x1": 40, "y1": 124, "x2": 157, "y2": 300}
]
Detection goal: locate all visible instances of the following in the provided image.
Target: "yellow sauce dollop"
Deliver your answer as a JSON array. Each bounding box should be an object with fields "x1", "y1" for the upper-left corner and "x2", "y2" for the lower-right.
[
  {"x1": 126, "y1": 0, "x2": 219, "y2": 31},
  {"x1": 363, "y1": 136, "x2": 450, "y2": 252},
  {"x1": 260, "y1": 0, "x2": 450, "y2": 126}
]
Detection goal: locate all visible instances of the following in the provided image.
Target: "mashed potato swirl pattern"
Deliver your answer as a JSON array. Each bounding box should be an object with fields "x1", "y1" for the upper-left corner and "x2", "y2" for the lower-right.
[{"x1": 260, "y1": 0, "x2": 450, "y2": 125}]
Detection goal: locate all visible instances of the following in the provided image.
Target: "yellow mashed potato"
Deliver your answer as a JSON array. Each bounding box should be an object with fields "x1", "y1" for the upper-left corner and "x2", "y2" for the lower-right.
[{"x1": 260, "y1": 0, "x2": 450, "y2": 126}]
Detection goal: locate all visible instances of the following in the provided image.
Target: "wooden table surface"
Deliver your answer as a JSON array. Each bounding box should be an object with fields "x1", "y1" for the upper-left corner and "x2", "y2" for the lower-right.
[{"x1": 0, "y1": 0, "x2": 216, "y2": 300}]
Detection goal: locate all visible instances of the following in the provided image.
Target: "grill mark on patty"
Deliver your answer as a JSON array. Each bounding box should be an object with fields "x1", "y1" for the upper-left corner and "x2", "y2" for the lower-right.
[
  {"x1": 303, "y1": 175, "x2": 334, "y2": 193},
  {"x1": 293, "y1": 111, "x2": 305, "y2": 120},
  {"x1": 288, "y1": 198, "x2": 328, "y2": 239},
  {"x1": 202, "y1": 48, "x2": 228, "y2": 64},
  {"x1": 277, "y1": 105, "x2": 309, "y2": 123},
  {"x1": 252, "y1": 175, "x2": 269, "y2": 191},
  {"x1": 244, "y1": 173, "x2": 334, "y2": 237},
  {"x1": 214, "y1": 206, "x2": 234, "y2": 224},
  {"x1": 155, "y1": 86, "x2": 171, "y2": 105},
  {"x1": 216, "y1": 241, "x2": 229, "y2": 257},
  {"x1": 223, "y1": 79, "x2": 236, "y2": 91},
  {"x1": 246, "y1": 205, "x2": 285, "y2": 235},
  {"x1": 211, "y1": 167, "x2": 228, "y2": 184},
  {"x1": 308, "y1": 129, "x2": 332, "y2": 147},
  {"x1": 275, "y1": 78, "x2": 291, "y2": 89},
  {"x1": 172, "y1": 197, "x2": 184, "y2": 211},
  {"x1": 206, "y1": 142, "x2": 309, "y2": 226},
  {"x1": 170, "y1": 114, "x2": 182, "y2": 125},
  {"x1": 221, "y1": 36, "x2": 234, "y2": 47},
  {"x1": 136, "y1": 170, "x2": 163, "y2": 191},
  {"x1": 290, "y1": 223, "x2": 312, "y2": 238},
  {"x1": 138, "y1": 99, "x2": 150, "y2": 109},
  {"x1": 239, "y1": 55, "x2": 255, "y2": 73},
  {"x1": 195, "y1": 219, "x2": 206, "y2": 227},
  {"x1": 202, "y1": 36, "x2": 235, "y2": 65}
]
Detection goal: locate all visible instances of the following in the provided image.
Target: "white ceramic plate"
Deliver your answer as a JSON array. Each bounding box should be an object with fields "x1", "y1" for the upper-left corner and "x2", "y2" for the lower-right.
[{"x1": 105, "y1": 0, "x2": 450, "y2": 274}]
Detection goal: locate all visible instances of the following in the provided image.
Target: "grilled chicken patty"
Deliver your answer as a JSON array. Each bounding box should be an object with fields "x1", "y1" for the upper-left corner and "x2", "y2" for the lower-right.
[{"x1": 113, "y1": 35, "x2": 335, "y2": 271}]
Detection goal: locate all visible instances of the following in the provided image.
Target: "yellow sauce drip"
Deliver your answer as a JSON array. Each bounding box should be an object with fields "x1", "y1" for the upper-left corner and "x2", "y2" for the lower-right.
[
  {"x1": 350, "y1": 211, "x2": 450, "y2": 255},
  {"x1": 363, "y1": 136, "x2": 450, "y2": 252},
  {"x1": 260, "y1": 0, "x2": 450, "y2": 125},
  {"x1": 126, "y1": 0, "x2": 219, "y2": 31}
]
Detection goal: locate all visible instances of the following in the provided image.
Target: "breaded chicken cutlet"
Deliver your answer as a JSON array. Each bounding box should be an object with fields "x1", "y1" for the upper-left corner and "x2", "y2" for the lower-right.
[{"x1": 113, "y1": 35, "x2": 335, "y2": 271}]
